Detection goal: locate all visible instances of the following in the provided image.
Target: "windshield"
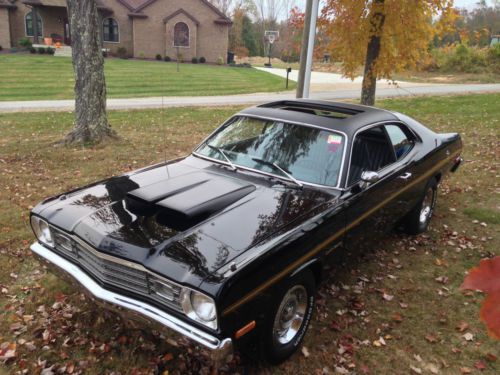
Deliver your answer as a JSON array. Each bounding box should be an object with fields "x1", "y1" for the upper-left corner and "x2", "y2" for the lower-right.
[{"x1": 195, "y1": 116, "x2": 345, "y2": 187}]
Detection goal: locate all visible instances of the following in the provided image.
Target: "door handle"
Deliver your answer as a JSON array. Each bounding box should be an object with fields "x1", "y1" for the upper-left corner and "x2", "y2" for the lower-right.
[{"x1": 399, "y1": 172, "x2": 412, "y2": 180}]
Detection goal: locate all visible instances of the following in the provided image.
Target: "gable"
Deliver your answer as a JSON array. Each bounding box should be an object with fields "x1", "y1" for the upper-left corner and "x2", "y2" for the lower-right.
[{"x1": 112, "y1": 0, "x2": 230, "y2": 22}]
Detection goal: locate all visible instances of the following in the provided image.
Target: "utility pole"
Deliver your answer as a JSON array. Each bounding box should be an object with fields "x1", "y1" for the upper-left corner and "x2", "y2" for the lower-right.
[{"x1": 296, "y1": 0, "x2": 319, "y2": 99}]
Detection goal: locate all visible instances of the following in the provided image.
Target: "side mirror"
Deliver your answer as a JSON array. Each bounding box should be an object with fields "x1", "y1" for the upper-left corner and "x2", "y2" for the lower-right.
[{"x1": 360, "y1": 171, "x2": 380, "y2": 188}]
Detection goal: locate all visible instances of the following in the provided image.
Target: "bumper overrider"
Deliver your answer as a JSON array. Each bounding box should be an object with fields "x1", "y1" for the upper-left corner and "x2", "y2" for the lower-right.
[{"x1": 30, "y1": 242, "x2": 233, "y2": 363}]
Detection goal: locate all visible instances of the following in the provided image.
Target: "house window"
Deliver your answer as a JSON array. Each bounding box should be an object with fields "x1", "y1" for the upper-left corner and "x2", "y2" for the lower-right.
[
  {"x1": 25, "y1": 11, "x2": 42, "y2": 37},
  {"x1": 174, "y1": 22, "x2": 189, "y2": 47},
  {"x1": 103, "y1": 18, "x2": 119, "y2": 42}
]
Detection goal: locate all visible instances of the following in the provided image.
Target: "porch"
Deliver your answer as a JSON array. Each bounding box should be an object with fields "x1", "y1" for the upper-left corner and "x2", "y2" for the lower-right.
[{"x1": 23, "y1": 0, "x2": 113, "y2": 46}]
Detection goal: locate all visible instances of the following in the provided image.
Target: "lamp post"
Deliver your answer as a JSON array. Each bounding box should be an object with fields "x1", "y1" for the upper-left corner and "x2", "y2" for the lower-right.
[{"x1": 296, "y1": 0, "x2": 319, "y2": 98}]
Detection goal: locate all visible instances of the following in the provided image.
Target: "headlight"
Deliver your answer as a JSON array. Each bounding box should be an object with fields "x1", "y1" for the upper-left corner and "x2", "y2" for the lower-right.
[
  {"x1": 181, "y1": 289, "x2": 217, "y2": 329},
  {"x1": 31, "y1": 216, "x2": 54, "y2": 247}
]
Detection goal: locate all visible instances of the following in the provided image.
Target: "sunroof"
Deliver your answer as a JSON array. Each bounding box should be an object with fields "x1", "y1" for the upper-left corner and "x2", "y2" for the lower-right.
[{"x1": 260, "y1": 101, "x2": 363, "y2": 119}]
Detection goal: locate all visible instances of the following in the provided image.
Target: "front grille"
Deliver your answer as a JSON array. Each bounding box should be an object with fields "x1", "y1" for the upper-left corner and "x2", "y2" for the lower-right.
[{"x1": 51, "y1": 227, "x2": 183, "y2": 312}]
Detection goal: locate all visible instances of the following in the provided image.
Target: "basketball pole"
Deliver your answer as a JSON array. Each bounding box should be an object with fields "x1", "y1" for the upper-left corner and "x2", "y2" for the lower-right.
[{"x1": 296, "y1": 0, "x2": 319, "y2": 99}]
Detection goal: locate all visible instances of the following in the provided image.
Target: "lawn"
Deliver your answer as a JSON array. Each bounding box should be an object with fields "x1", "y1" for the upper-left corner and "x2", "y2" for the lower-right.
[
  {"x1": 0, "y1": 94, "x2": 498, "y2": 374},
  {"x1": 0, "y1": 54, "x2": 294, "y2": 101}
]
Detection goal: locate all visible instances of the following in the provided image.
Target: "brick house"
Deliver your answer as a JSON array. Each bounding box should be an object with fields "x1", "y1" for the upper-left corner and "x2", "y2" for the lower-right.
[{"x1": 0, "y1": 0, "x2": 232, "y2": 62}]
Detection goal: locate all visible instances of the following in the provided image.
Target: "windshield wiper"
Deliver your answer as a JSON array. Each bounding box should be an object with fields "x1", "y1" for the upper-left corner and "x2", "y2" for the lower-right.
[
  {"x1": 206, "y1": 144, "x2": 237, "y2": 171},
  {"x1": 252, "y1": 157, "x2": 303, "y2": 188}
]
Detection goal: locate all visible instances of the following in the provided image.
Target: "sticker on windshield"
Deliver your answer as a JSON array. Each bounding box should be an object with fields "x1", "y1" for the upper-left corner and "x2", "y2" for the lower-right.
[{"x1": 327, "y1": 134, "x2": 342, "y2": 145}]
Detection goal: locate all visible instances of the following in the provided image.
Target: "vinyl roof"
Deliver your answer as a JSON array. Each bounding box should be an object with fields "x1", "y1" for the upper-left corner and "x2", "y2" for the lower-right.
[{"x1": 238, "y1": 100, "x2": 398, "y2": 138}]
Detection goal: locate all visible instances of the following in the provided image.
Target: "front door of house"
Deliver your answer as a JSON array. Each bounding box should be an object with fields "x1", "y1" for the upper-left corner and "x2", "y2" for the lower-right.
[{"x1": 64, "y1": 18, "x2": 71, "y2": 45}]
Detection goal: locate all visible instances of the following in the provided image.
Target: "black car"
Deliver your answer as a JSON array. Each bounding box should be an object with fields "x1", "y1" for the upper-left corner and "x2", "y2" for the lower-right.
[{"x1": 30, "y1": 100, "x2": 462, "y2": 364}]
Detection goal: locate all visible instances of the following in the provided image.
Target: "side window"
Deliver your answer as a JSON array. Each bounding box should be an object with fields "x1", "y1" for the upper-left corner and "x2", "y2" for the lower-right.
[
  {"x1": 348, "y1": 126, "x2": 396, "y2": 185},
  {"x1": 385, "y1": 124, "x2": 414, "y2": 160}
]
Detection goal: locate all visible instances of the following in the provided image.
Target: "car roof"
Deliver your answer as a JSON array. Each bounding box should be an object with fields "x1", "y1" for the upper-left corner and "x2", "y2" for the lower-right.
[{"x1": 237, "y1": 99, "x2": 399, "y2": 138}]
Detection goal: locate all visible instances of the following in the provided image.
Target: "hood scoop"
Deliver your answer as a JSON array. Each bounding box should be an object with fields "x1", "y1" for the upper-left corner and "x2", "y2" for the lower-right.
[{"x1": 126, "y1": 172, "x2": 256, "y2": 229}]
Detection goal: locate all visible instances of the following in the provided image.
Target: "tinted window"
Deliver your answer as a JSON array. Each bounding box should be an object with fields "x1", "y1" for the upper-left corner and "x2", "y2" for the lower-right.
[
  {"x1": 196, "y1": 117, "x2": 345, "y2": 186},
  {"x1": 385, "y1": 124, "x2": 413, "y2": 159},
  {"x1": 348, "y1": 125, "x2": 396, "y2": 185}
]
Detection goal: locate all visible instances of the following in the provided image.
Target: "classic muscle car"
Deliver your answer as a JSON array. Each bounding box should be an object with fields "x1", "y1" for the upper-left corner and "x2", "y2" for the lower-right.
[{"x1": 30, "y1": 100, "x2": 462, "y2": 364}]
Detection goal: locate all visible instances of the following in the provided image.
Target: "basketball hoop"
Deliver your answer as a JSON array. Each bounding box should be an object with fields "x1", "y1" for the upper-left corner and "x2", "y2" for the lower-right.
[
  {"x1": 264, "y1": 31, "x2": 279, "y2": 67},
  {"x1": 265, "y1": 30, "x2": 279, "y2": 45}
]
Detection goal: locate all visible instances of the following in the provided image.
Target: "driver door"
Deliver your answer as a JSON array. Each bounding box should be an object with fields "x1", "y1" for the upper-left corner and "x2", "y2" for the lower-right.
[{"x1": 343, "y1": 124, "x2": 414, "y2": 249}]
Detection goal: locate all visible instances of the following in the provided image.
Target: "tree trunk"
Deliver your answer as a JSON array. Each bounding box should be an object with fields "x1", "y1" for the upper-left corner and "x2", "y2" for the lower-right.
[
  {"x1": 64, "y1": 0, "x2": 116, "y2": 144},
  {"x1": 361, "y1": 0, "x2": 385, "y2": 106}
]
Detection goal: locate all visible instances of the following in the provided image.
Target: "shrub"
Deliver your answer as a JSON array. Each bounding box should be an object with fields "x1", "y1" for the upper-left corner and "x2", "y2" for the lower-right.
[
  {"x1": 156, "y1": 54, "x2": 162, "y2": 60},
  {"x1": 29, "y1": 46, "x2": 36, "y2": 54},
  {"x1": 46, "y1": 47, "x2": 55, "y2": 55},
  {"x1": 102, "y1": 50, "x2": 108, "y2": 58},
  {"x1": 199, "y1": 56, "x2": 206, "y2": 63},
  {"x1": 191, "y1": 57, "x2": 198, "y2": 64},
  {"x1": 0, "y1": 45, "x2": 2, "y2": 51},
  {"x1": 216, "y1": 56, "x2": 224, "y2": 65},
  {"x1": 177, "y1": 53, "x2": 184, "y2": 63},
  {"x1": 116, "y1": 47, "x2": 127, "y2": 59},
  {"x1": 37, "y1": 47, "x2": 46, "y2": 54},
  {"x1": 487, "y1": 43, "x2": 500, "y2": 73},
  {"x1": 19, "y1": 37, "x2": 32, "y2": 48},
  {"x1": 138, "y1": 51, "x2": 145, "y2": 59},
  {"x1": 233, "y1": 46, "x2": 249, "y2": 58},
  {"x1": 164, "y1": 55, "x2": 171, "y2": 62},
  {"x1": 435, "y1": 44, "x2": 488, "y2": 73}
]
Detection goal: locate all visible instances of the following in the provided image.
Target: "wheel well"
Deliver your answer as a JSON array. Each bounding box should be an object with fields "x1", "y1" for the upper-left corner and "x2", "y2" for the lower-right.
[{"x1": 309, "y1": 262, "x2": 323, "y2": 287}]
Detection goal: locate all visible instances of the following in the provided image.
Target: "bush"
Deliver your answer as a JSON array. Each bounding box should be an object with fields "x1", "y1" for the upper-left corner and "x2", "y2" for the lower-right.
[
  {"x1": 199, "y1": 56, "x2": 206, "y2": 63},
  {"x1": 164, "y1": 55, "x2": 171, "y2": 62},
  {"x1": 233, "y1": 46, "x2": 249, "y2": 58},
  {"x1": 229, "y1": 62, "x2": 252, "y2": 68},
  {"x1": 156, "y1": 54, "x2": 162, "y2": 61},
  {"x1": 102, "y1": 50, "x2": 108, "y2": 58},
  {"x1": 0, "y1": 45, "x2": 3, "y2": 51},
  {"x1": 430, "y1": 44, "x2": 488, "y2": 74},
  {"x1": 29, "y1": 46, "x2": 36, "y2": 54},
  {"x1": 37, "y1": 47, "x2": 46, "y2": 54},
  {"x1": 216, "y1": 56, "x2": 224, "y2": 65},
  {"x1": 116, "y1": 47, "x2": 127, "y2": 59},
  {"x1": 19, "y1": 37, "x2": 32, "y2": 48},
  {"x1": 177, "y1": 53, "x2": 184, "y2": 63},
  {"x1": 138, "y1": 51, "x2": 145, "y2": 59},
  {"x1": 46, "y1": 47, "x2": 55, "y2": 55},
  {"x1": 191, "y1": 57, "x2": 198, "y2": 64},
  {"x1": 487, "y1": 43, "x2": 500, "y2": 73}
]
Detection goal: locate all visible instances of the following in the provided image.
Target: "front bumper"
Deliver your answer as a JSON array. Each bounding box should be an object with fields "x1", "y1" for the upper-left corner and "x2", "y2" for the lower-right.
[{"x1": 30, "y1": 242, "x2": 233, "y2": 363}]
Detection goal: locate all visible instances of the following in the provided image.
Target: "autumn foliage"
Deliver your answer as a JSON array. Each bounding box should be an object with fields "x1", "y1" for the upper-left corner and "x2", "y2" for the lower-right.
[{"x1": 460, "y1": 256, "x2": 500, "y2": 340}]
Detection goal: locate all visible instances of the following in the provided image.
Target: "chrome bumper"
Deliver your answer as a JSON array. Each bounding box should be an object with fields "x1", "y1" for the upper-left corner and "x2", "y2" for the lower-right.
[{"x1": 30, "y1": 242, "x2": 233, "y2": 363}]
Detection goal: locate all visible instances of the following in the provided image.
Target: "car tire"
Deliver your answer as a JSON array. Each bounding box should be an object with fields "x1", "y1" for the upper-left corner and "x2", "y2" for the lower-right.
[
  {"x1": 262, "y1": 270, "x2": 316, "y2": 364},
  {"x1": 404, "y1": 178, "x2": 438, "y2": 235}
]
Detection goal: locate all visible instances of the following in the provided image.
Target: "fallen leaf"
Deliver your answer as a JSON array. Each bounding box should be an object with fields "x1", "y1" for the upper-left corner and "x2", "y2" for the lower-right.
[
  {"x1": 456, "y1": 321, "x2": 469, "y2": 332},
  {"x1": 425, "y1": 334, "x2": 438, "y2": 343},
  {"x1": 301, "y1": 346, "x2": 310, "y2": 358},
  {"x1": 410, "y1": 365, "x2": 422, "y2": 374},
  {"x1": 461, "y1": 257, "x2": 500, "y2": 294},
  {"x1": 462, "y1": 332, "x2": 474, "y2": 341},
  {"x1": 460, "y1": 367, "x2": 472, "y2": 374},
  {"x1": 474, "y1": 361, "x2": 487, "y2": 371},
  {"x1": 382, "y1": 293, "x2": 394, "y2": 301}
]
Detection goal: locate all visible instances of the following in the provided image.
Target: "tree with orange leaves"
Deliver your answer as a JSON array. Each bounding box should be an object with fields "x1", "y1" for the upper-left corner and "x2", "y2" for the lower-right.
[{"x1": 320, "y1": 0, "x2": 455, "y2": 105}]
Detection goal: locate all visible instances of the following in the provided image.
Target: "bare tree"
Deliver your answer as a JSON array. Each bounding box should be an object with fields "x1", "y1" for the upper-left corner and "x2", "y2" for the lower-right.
[
  {"x1": 64, "y1": 0, "x2": 116, "y2": 144},
  {"x1": 208, "y1": 0, "x2": 235, "y2": 15}
]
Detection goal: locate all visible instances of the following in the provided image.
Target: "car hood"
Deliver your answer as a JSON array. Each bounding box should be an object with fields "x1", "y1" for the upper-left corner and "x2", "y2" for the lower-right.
[{"x1": 32, "y1": 156, "x2": 337, "y2": 287}]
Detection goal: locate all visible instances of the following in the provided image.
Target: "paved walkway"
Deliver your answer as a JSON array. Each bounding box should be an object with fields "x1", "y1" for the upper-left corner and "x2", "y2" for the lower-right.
[{"x1": 1, "y1": 84, "x2": 500, "y2": 113}]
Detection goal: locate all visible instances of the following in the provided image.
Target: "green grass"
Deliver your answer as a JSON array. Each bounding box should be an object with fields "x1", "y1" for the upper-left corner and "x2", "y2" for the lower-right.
[
  {"x1": 0, "y1": 94, "x2": 499, "y2": 374},
  {"x1": 0, "y1": 54, "x2": 295, "y2": 101},
  {"x1": 464, "y1": 207, "x2": 500, "y2": 225}
]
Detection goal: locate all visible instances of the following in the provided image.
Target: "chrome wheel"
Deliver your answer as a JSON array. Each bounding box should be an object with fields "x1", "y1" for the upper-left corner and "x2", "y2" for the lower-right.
[
  {"x1": 273, "y1": 285, "x2": 307, "y2": 345},
  {"x1": 419, "y1": 188, "x2": 435, "y2": 224}
]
